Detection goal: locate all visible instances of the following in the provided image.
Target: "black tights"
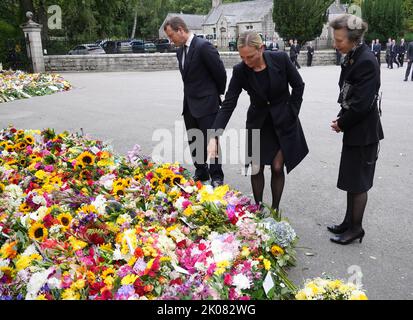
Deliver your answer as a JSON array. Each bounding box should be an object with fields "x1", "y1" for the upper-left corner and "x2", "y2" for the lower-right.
[
  {"x1": 339, "y1": 191, "x2": 368, "y2": 233},
  {"x1": 251, "y1": 151, "x2": 285, "y2": 210}
]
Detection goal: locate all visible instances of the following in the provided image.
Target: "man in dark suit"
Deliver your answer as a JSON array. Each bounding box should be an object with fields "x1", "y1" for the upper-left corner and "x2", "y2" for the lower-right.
[
  {"x1": 373, "y1": 39, "x2": 381, "y2": 66},
  {"x1": 307, "y1": 42, "x2": 314, "y2": 67},
  {"x1": 390, "y1": 39, "x2": 400, "y2": 68},
  {"x1": 164, "y1": 17, "x2": 227, "y2": 187},
  {"x1": 404, "y1": 41, "x2": 413, "y2": 81},
  {"x1": 289, "y1": 39, "x2": 300, "y2": 69},
  {"x1": 398, "y1": 38, "x2": 407, "y2": 67}
]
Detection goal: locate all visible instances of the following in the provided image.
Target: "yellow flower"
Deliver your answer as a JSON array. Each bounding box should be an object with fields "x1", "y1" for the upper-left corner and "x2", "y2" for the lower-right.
[
  {"x1": 57, "y1": 213, "x2": 72, "y2": 230},
  {"x1": 263, "y1": 258, "x2": 271, "y2": 271},
  {"x1": 36, "y1": 294, "x2": 48, "y2": 300},
  {"x1": 328, "y1": 279, "x2": 343, "y2": 290},
  {"x1": 271, "y1": 245, "x2": 285, "y2": 256},
  {"x1": 24, "y1": 135, "x2": 35, "y2": 145},
  {"x1": 0, "y1": 266, "x2": 15, "y2": 279},
  {"x1": 28, "y1": 223, "x2": 48, "y2": 242},
  {"x1": 104, "y1": 276, "x2": 115, "y2": 288},
  {"x1": 15, "y1": 254, "x2": 41, "y2": 271},
  {"x1": 214, "y1": 260, "x2": 230, "y2": 276},
  {"x1": 0, "y1": 182, "x2": 5, "y2": 193},
  {"x1": 76, "y1": 151, "x2": 96, "y2": 167},
  {"x1": 68, "y1": 236, "x2": 88, "y2": 251},
  {"x1": 18, "y1": 202, "x2": 31, "y2": 213},
  {"x1": 61, "y1": 289, "x2": 80, "y2": 300},
  {"x1": 0, "y1": 241, "x2": 18, "y2": 259},
  {"x1": 101, "y1": 268, "x2": 116, "y2": 280},
  {"x1": 295, "y1": 291, "x2": 308, "y2": 300},
  {"x1": 73, "y1": 279, "x2": 86, "y2": 290},
  {"x1": 350, "y1": 290, "x2": 368, "y2": 300},
  {"x1": 183, "y1": 206, "x2": 193, "y2": 217},
  {"x1": 241, "y1": 246, "x2": 250, "y2": 257},
  {"x1": 199, "y1": 185, "x2": 229, "y2": 204},
  {"x1": 35, "y1": 170, "x2": 49, "y2": 181},
  {"x1": 121, "y1": 274, "x2": 139, "y2": 286}
]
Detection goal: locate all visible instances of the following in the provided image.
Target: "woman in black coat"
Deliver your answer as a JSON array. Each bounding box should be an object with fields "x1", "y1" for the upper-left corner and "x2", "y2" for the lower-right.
[
  {"x1": 329, "y1": 14, "x2": 384, "y2": 245},
  {"x1": 207, "y1": 31, "x2": 308, "y2": 211}
]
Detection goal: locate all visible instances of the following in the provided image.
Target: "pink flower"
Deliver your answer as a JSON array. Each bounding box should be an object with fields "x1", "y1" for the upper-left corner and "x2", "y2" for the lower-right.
[
  {"x1": 44, "y1": 165, "x2": 54, "y2": 172},
  {"x1": 224, "y1": 274, "x2": 233, "y2": 286}
]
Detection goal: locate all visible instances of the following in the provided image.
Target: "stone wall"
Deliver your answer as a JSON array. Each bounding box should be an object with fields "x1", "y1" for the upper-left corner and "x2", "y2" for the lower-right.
[{"x1": 44, "y1": 51, "x2": 388, "y2": 72}]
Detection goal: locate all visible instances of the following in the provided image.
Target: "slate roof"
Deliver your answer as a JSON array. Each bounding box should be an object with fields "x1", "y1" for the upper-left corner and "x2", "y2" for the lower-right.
[{"x1": 203, "y1": 0, "x2": 273, "y2": 26}]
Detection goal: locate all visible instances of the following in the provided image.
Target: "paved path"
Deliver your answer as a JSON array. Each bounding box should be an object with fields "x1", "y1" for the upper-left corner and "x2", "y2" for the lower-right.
[{"x1": 1, "y1": 64, "x2": 412, "y2": 300}]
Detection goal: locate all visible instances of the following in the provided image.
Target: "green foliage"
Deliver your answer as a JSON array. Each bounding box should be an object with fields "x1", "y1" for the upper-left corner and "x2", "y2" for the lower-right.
[
  {"x1": 273, "y1": 0, "x2": 332, "y2": 45},
  {"x1": 361, "y1": 0, "x2": 405, "y2": 42}
]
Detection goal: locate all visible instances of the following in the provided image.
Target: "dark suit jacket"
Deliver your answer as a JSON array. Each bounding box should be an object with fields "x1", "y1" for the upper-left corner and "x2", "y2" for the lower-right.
[
  {"x1": 177, "y1": 36, "x2": 227, "y2": 118},
  {"x1": 307, "y1": 46, "x2": 314, "y2": 56},
  {"x1": 212, "y1": 51, "x2": 308, "y2": 173},
  {"x1": 337, "y1": 44, "x2": 384, "y2": 146},
  {"x1": 407, "y1": 42, "x2": 413, "y2": 60}
]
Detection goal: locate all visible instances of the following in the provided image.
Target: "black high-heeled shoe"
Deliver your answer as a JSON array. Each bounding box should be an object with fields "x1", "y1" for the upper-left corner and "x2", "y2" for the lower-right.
[
  {"x1": 330, "y1": 229, "x2": 365, "y2": 245},
  {"x1": 327, "y1": 223, "x2": 349, "y2": 234}
]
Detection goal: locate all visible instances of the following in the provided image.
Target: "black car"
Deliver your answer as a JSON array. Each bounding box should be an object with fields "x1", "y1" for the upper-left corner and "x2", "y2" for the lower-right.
[
  {"x1": 154, "y1": 39, "x2": 175, "y2": 53},
  {"x1": 101, "y1": 40, "x2": 132, "y2": 54},
  {"x1": 131, "y1": 40, "x2": 145, "y2": 53}
]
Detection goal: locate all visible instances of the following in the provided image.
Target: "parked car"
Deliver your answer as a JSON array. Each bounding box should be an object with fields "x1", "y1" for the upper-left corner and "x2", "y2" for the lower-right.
[
  {"x1": 68, "y1": 44, "x2": 106, "y2": 55},
  {"x1": 101, "y1": 40, "x2": 132, "y2": 54},
  {"x1": 144, "y1": 42, "x2": 157, "y2": 53},
  {"x1": 154, "y1": 38, "x2": 173, "y2": 53},
  {"x1": 131, "y1": 40, "x2": 145, "y2": 53}
]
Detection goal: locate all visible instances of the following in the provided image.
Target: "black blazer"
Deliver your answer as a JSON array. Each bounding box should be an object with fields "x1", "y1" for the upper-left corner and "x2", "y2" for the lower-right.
[
  {"x1": 407, "y1": 42, "x2": 413, "y2": 60},
  {"x1": 177, "y1": 36, "x2": 227, "y2": 118},
  {"x1": 337, "y1": 44, "x2": 384, "y2": 146},
  {"x1": 212, "y1": 51, "x2": 308, "y2": 173}
]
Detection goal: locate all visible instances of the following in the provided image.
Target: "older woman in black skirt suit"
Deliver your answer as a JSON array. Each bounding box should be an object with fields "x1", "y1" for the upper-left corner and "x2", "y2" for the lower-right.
[
  {"x1": 329, "y1": 14, "x2": 384, "y2": 245},
  {"x1": 207, "y1": 31, "x2": 308, "y2": 211}
]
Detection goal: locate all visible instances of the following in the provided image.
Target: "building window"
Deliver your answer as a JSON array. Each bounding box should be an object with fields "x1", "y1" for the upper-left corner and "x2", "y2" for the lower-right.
[{"x1": 213, "y1": 27, "x2": 216, "y2": 39}]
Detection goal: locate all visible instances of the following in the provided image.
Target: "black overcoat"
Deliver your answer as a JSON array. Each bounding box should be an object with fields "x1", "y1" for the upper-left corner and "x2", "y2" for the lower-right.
[
  {"x1": 336, "y1": 44, "x2": 384, "y2": 146},
  {"x1": 212, "y1": 51, "x2": 308, "y2": 173}
]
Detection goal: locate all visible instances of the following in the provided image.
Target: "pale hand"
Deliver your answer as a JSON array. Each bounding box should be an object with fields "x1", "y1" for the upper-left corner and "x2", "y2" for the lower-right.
[
  {"x1": 331, "y1": 119, "x2": 342, "y2": 133},
  {"x1": 207, "y1": 138, "x2": 218, "y2": 160}
]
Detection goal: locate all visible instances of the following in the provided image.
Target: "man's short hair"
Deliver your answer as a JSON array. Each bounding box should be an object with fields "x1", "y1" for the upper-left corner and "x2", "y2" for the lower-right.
[{"x1": 164, "y1": 17, "x2": 189, "y2": 33}]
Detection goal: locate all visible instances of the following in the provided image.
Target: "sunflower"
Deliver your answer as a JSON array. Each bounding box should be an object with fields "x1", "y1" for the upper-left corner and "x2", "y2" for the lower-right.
[
  {"x1": 0, "y1": 266, "x2": 15, "y2": 280},
  {"x1": 28, "y1": 222, "x2": 48, "y2": 242},
  {"x1": 57, "y1": 213, "x2": 72, "y2": 230},
  {"x1": 112, "y1": 185, "x2": 126, "y2": 197},
  {"x1": 5, "y1": 144, "x2": 15, "y2": 153},
  {"x1": 15, "y1": 141, "x2": 28, "y2": 151},
  {"x1": 101, "y1": 267, "x2": 116, "y2": 280},
  {"x1": 16, "y1": 130, "x2": 25, "y2": 140},
  {"x1": 18, "y1": 202, "x2": 32, "y2": 214},
  {"x1": 24, "y1": 135, "x2": 35, "y2": 145},
  {"x1": 271, "y1": 245, "x2": 285, "y2": 256},
  {"x1": 76, "y1": 151, "x2": 96, "y2": 167}
]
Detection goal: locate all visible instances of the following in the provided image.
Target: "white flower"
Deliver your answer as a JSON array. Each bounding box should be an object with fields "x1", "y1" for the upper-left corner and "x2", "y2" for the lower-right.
[
  {"x1": 25, "y1": 267, "x2": 54, "y2": 300},
  {"x1": 91, "y1": 195, "x2": 107, "y2": 215},
  {"x1": 47, "y1": 277, "x2": 62, "y2": 290},
  {"x1": 174, "y1": 197, "x2": 186, "y2": 211},
  {"x1": 22, "y1": 244, "x2": 38, "y2": 257},
  {"x1": 32, "y1": 195, "x2": 46, "y2": 206},
  {"x1": 113, "y1": 244, "x2": 125, "y2": 261},
  {"x1": 232, "y1": 274, "x2": 252, "y2": 291}
]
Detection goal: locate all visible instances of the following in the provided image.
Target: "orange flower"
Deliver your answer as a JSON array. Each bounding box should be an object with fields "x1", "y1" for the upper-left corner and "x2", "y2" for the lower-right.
[{"x1": 0, "y1": 241, "x2": 18, "y2": 259}]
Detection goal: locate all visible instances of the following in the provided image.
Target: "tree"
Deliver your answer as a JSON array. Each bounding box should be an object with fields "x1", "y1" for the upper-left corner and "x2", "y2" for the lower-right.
[
  {"x1": 272, "y1": 0, "x2": 332, "y2": 45},
  {"x1": 361, "y1": 0, "x2": 404, "y2": 42}
]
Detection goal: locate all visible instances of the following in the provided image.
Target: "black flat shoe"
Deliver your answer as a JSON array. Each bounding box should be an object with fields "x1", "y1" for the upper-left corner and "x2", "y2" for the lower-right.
[
  {"x1": 327, "y1": 224, "x2": 349, "y2": 234},
  {"x1": 330, "y1": 229, "x2": 365, "y2": 245}
]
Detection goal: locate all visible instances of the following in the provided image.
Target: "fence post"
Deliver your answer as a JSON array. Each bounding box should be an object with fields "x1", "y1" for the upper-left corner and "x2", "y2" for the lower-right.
[{"x1": 20, "y1": 12, "x2": 45, "y2": 73}]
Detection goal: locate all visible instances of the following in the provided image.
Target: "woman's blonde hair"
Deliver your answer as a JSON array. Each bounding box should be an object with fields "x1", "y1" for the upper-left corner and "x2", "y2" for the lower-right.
[{"x1": 237, "y1": 31, "x2": 263, "y2": 50}]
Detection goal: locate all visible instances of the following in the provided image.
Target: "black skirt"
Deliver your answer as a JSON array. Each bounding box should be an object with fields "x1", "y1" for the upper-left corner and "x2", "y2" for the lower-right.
[
  {"x1": 337, "y1": 143, "x2": 379, "y2": 193},
  {"x1": 247, "y1": 115, "x2": 280, "y2": 166}
]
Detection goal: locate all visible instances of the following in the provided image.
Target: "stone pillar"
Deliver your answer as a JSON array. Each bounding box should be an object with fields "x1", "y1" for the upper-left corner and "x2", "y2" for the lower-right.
[{"x1": 20, "y1": 12, "x2": 45, "y2": 73}]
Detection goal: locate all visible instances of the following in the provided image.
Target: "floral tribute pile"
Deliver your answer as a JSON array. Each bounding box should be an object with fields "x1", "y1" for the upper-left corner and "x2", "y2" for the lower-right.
[
  {"x1": 0, "y1": 127, "x2": 299, "y2": 300},
  {"x1": 0, "y1": 71, "x2": 71, "y2": 103}
]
